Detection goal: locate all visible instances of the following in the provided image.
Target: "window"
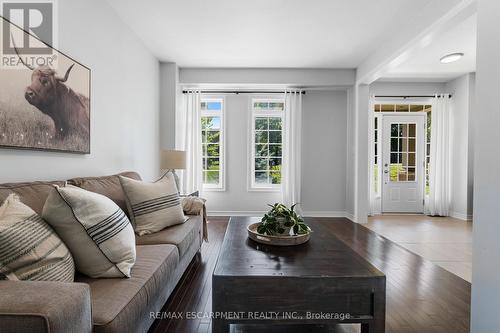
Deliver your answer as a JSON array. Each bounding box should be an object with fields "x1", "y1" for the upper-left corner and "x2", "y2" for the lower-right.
[
  {"x1": 424, "y1": 105, "x2": 432, "y2": 194},
  {"x1": 201, "y1": 98, "x2": 224, "y2": 190},
  {"x1": 249, "y1": 99, "x2": 284, "y2": 190},
  {"x1": 373, "y1": 115, "x2": 380, "y2": 194}
]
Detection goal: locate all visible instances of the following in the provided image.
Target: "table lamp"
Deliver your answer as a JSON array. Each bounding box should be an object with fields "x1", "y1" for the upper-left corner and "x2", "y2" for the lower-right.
[{"x1": 160, "y1": 149, "x2": 186, "y2": 190}]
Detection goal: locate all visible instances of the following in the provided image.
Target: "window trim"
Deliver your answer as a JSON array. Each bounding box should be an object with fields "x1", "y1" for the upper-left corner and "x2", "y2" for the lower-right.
[
  {"x1": 201, "y1": 96, "x2": 226, "y2": 191},
  {"x1": 247, "y1": 96, "x2": 284, "y2": 192}
]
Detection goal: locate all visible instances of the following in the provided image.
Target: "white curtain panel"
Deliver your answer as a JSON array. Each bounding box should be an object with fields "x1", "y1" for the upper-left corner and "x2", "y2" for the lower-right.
[
  {"x1": 178, "y1": 90, "x2": 203, "y2": 195},
  {"x1": 426, "y1": 94, "x2": 452, "y2": 216},
  {"x1": 368, "y1": 96, "x2": 378, "y2": 215},
  {"x1": 282, "y1": 90, "x2": 303, "y2": 211}
]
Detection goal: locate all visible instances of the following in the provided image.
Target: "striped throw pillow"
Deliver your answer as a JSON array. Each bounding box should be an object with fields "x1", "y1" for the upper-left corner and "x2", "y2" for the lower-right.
[
  {"x1": 120, "y1": 172, "x2": 187, "y2": 236},
  {"x1": 0, "y1": 194, "x2": 74, "y2": 282},
  {"x1": 42, "y1": 185, "x2": 136, "y2": 278}
]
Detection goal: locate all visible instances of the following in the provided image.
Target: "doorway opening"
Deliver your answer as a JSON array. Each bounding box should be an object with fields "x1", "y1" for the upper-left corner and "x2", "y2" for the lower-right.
[{"x1": 372, "y1": 103, "x2": 432, "y2": 214}]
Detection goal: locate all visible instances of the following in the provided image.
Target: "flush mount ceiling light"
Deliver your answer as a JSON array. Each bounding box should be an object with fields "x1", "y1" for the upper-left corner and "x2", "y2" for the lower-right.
[{"x1": 440, "y1": 53, "x2": 464, "y2": 64}]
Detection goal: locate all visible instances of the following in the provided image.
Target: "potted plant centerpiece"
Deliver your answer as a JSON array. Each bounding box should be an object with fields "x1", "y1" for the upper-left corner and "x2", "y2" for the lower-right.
[{"x1": 247, "y1": 203, "x2": 312, "y2": 246}]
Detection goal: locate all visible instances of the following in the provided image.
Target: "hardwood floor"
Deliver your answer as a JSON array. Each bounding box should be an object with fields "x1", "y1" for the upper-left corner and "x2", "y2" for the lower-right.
[{"x1": 150, "y1": 217, "x2": 471, "y2": 333}]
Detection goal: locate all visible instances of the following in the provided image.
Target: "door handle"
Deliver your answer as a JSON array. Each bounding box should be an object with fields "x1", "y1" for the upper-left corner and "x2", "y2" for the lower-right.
[{"x1": 384, "y1": 170, "x2": 389, "y2": 174}]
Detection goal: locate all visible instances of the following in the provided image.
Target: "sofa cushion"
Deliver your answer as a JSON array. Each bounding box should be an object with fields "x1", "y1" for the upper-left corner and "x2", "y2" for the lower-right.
[
  {"x1": 67, "y1": 171, "x2": 141, "y2": 217},
  {"x1": 76, "y1": 244, "x2": 179, "y2": 333},
  {"x1": 0, "y1": 194, "x2": 74, "y2": 282},
  {"x1": 0, "y1": 181, "x2": 65, "y2": 215},
  {"x1": 135, "y1": 215, "x2": 202, "y2": 259},
  {"x1": 119, "y1": 173, "x2": 186, "y2": 236},
  {"x1": 42, "y1": 186, "x2": 136, "y2": 278}
]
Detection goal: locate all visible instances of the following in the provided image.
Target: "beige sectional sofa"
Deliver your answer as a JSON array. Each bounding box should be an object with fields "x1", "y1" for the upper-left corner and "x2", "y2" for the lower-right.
[{"x1": 0, "y1": 172, "x2": 203, "y2": 333}]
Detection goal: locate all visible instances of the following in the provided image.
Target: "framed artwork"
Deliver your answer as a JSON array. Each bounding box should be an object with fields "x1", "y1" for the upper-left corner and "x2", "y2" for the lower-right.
[{"x1": 0, "y1": 16, "x2": 91, "y2": 153}]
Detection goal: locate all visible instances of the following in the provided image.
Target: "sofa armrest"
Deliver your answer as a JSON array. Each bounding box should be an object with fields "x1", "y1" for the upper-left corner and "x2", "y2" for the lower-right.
[{"x1": 0, "y1": 281, "x2": 92, "y2": 333}]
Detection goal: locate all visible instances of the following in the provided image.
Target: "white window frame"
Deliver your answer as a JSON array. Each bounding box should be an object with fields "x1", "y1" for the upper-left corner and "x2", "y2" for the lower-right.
[
  {"x1": 201, "y1": 97, "x2": 225, "y2": 191},
  {"x1": 247, "y1": 97, "x2": 284, "y2": 192}
]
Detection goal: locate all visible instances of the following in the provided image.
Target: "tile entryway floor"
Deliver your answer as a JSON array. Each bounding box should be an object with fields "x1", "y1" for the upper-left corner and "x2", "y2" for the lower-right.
[{"x1": 365, "y1": 214, "x2": 473, "y2": 282}]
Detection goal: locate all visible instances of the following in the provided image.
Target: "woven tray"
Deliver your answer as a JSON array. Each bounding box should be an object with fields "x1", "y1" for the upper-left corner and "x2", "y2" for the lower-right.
[{"x1": 247, "y1": 222, "x2": 311, "y2": 246}]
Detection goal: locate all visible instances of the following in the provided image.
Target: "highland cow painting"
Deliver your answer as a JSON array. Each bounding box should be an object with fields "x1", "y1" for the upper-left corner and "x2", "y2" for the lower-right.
[{"x1": 0, "y1": 17, "x2": 90, "y2": 153}]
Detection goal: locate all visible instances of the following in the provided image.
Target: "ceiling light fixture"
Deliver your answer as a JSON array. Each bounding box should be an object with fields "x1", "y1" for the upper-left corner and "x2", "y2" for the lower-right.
[{"x1": 440, "y1": 53, "x2": 464, "y2": 64}]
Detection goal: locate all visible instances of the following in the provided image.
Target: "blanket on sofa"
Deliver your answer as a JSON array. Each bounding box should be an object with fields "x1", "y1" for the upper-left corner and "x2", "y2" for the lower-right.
[{"x1": 181, "y1": 196, "x2": 208, "y2": 242}]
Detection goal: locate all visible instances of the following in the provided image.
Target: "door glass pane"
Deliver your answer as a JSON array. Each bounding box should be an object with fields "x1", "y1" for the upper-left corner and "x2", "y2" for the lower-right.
[{"x1": 389, "y1": 122, "x2": 418, "y2": 183}]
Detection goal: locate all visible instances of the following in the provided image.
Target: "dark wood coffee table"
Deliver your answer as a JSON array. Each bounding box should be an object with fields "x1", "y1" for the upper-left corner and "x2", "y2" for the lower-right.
[{"x1": 212, "y1": 217, "x2": 386, "y2": 333}]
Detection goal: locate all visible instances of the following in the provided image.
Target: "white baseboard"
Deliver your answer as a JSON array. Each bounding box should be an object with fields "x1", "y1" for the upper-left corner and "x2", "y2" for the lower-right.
[
  {"x1": 450, "y1": 211, "x2": 473, "y2": 221},
  {"x1": 207, "y1": 210, "x2": 370, "y2": 224},
  {"x1": 208, "y1": 210, "x2": 348, "y2": 218},
  {"x1": 207, "y1": 211, "x2": 266, "y2": 217},
  {"x1": 302, "y1": 211, "x2": 346, "y2": 218},
  {"x1": 344, "y1": 212, "x2": 357, "y2": 223}
]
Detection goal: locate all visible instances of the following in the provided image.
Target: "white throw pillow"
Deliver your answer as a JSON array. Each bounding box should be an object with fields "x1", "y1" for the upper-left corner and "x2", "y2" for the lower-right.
[
  {"x1": 0, "y1": 194, "x2": 74, "y2": 282},
  {"x1": 42, "y1": 185, "x2": 136, "y2": 278},
  {"x1": 120, "y1": 172, "x2": 187, "y2": 236}
]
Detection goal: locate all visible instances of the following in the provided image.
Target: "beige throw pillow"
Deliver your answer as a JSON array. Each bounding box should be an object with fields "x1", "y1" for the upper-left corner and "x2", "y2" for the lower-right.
[
  {"x1": 42, "y1": 185, "x2": 136, "y2": 278},
  {"x1": 0, "y1": 194, "x2": 74, "y2": 282},
  {"x1": 120, "y1": 173, "x2": 186, "y2": 236}
]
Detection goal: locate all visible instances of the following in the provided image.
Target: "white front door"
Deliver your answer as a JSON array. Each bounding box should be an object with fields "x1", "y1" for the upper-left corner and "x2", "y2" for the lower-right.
[{"x1": 382, "y1": 115, "x2": 425, "y2": 213}]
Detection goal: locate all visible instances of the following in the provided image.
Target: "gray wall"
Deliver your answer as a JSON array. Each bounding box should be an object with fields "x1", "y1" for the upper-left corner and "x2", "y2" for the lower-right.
[
  {"x1": 471, "y1": 0, "x2": 500, "y2": 330},
  {"x1": 445, "y1": 74, "x2": 475, "y2": 220},
  {"x1": 301, "y1": 91, "x2": 347, "y2": 215},
  {"x1": 0, "y1": 0, "x2": 160, "y2": 183}
]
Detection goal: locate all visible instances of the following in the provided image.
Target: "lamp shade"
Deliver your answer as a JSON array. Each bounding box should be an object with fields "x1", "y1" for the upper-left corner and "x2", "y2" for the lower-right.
[{"x1": 160, "y1": 150, "x2": 186, "y2": 170}]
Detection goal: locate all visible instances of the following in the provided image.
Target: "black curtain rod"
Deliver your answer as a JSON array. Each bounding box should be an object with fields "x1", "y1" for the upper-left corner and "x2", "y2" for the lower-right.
[
  {"x1": 375, "y1": 94, "x2": 452, "y2": 98},
  {"x1": 182, "y1": 90, "x2": 305, "y2": 95}
]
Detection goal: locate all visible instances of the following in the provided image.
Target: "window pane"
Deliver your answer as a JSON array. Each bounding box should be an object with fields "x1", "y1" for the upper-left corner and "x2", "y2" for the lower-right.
[
  {"x1": 255, "y1": 131, "x2": 268, "y2": 144},
  {"x1": 254, "y1": 102, "x2": 269, "y2": 110},
  {"x1": 269, "y1": 158, "x2": 281, "y2": 168},
  {"x1": 409, "y1": 123, "x2": 416, "y2": 137},
  {"x1": 206, "y1": 131, "x2": 220, "y2": 144},
  {"x1": 255, "y1": 144, "x2": 268, "y2": 157},
  {"x1": 408, "y1": 168, "x2": 416, "y2": 181},
  {"x1": 269, "y1": 102, "x2": 284, "y2": 111},
  {"x1": 202, "y1": 131, "x2": 207, "y2": 143},
  {"x1": 269, "y1": 117, "x2": 282, "y2": 130},
  {"x1": 269, "y1": 144, "x2": 282, "y2": 157},
  {"x1": 269, "y1": 131, "x2": 282, "y2": 143},
  {"x1": 391, "y1": 124, "x2": 398, "y2": 137},
  {"x1": 206, "y1": 158, "x2": 220, "y2": 170},
  {"x1": 382, "y1": 104, "x2": 395, "y2": 112},
  {"x1": 408, "y1": 138, "x2": 416, "y2": 152},
  {"x1": 408, "y1": 153, "x2": 416, "y2": 167},
  {"x1": 204, "y1": 171, "x2": 219, "y2": 184},
  {"x1": 396, "y1": 104, "x2": 409, "y2": 112},
  {"x1": 270, "y1": 170, "x2": 281, "y2": 184},
  {"x1": 255, "y1": 158, "x2": 268, "y2": 171},
  {"x1": 391, "y1": 138, "x2": 398, "y2": 152},
  {"x1": 206, "y1": 144, "x2": 219, "y2": 157},
  {"x1": 202, "y1": 116, "x2": 221, "y2": 130},
  {"x1": 410, "y1": 105, "x2": 424, "y2": 112},
  {"x1": 398, "y1": 168, "x2": 407, "y2": 181},
  {"x1": 255, "y1": 171, "x2": 269, "y2": 184},
  {"x1": 206, "y1": 101, "x2": 221, "y2": 111},
  {"x1": 389, "y1": 164, "x2": 399, "y2": 181},
  {"x1": 255, "y1": 118, "x2": 268, "y2": 130},
  {"x1": 401, "y1": 124, "x2": 408, "y2": 137}
]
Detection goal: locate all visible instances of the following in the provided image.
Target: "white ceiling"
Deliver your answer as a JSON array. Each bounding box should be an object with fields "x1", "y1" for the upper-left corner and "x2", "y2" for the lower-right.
[
  {"x1": 105, "y1": 0, "x2": 436, "y2": 68},
  {"x1": 380, "y1": 14, "x2": 477, "y2": 82}
]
